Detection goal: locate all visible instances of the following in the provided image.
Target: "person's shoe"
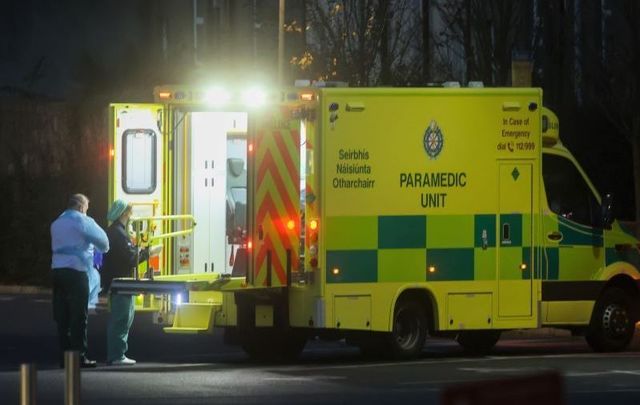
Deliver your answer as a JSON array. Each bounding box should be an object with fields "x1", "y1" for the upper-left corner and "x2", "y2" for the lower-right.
[
  {"x1": 107, "y1": 356, "x2": 136, "y2": 366},
  {"x1": 79, "y1": 357, "x2": 97, "y2": 368}
]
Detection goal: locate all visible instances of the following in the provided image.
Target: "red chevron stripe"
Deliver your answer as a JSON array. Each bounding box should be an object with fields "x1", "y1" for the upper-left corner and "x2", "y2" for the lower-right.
[
  {"x1": 255, "y1": 182, "x2": 281, "y2": 224},
  {"x1": 257, "y1": 130, "x2": 299, "y2": 188},
  {"x1": 253, "y1": 125, "x2": 301, "y2": 286},
  {"x1": 257, "y1": 147, "x2": 279, "y2": 188},
  {"x1": 256, "y1": 150, "x2": 298, "y2": 220},
  {"x1": 273, "y1": 130, "x2": 300, "y2": 187},
  {"x1": 255, "y1": 194, "x2": 297, "y2": 255},
  {"x1": 256, "y1": 192, "x2": 276, "y2": 226},
  {"x1": 256, "y1": 144, "x2": 298, "y2": 194}
]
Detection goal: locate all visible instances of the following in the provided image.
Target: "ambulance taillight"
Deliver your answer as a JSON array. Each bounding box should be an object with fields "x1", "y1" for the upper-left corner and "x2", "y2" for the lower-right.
[
  {"x1": 300, "y1": 92, "x2": 314, "y2": 101},
  {"x1": 308, "y1": 219, "x2": 319, "y2": 269}
]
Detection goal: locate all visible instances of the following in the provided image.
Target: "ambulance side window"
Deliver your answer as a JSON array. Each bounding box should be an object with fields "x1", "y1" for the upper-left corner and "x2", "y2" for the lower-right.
[
  {"x1": 122, "y1": 129, "x2": 157, "y2": 194},
  {"x1": 542, "y1": 154, "x2": 601, "y2": 227}
]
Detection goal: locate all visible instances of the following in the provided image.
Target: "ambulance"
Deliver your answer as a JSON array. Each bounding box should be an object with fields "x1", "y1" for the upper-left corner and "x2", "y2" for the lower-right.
[{"x1": 108, "y1": 84, "x2": 640, "y2": 359}]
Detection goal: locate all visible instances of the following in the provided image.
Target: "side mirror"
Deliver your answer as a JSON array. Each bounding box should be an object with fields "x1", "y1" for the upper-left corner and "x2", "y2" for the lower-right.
[{"x1": 601, "y1": 193, "x2": 614, "y2": 229}]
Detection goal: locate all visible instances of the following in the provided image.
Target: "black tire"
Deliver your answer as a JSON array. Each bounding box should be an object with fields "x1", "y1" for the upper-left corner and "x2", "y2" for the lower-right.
[
  {"x1": 585, "y1": 287, "x2": 636, "y2": 352},
  {"x1": 241, "y1": 328, "x2": 307, "y2": 362},
  {"x1": 456, "y1": 330, "x2": 501, "y2": 355},
  {"x1": 388, "y1": 299, "x2": 428, "y2": 359}
]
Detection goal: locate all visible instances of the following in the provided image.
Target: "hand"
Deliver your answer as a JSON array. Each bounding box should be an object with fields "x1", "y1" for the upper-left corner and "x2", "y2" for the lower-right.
[{"x1": 149, "y1": 244, "x2": 163, "y2": 255}]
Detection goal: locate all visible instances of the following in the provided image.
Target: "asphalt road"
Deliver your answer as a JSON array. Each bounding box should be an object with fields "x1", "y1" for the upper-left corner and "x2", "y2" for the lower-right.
[{"x1": 1, "y1": 293, "x2": 640, "y2": 404}]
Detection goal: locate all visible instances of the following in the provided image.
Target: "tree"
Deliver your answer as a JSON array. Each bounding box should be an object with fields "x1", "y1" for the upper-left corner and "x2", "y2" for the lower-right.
[
  {"x1": 292, "y1": 0, "x2": 424, "y2": 86},
  {"x1": 587, "y1": 1, "x2": 640, "y2": 222},
  {"x1": 433, "y1": 0, "x2": 528, "y2": 86}
]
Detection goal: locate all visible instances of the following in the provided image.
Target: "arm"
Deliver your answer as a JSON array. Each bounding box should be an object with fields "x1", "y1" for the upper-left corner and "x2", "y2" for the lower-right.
[{"x1": 83, "y1": 216, "x2": 110, "y2": 253}]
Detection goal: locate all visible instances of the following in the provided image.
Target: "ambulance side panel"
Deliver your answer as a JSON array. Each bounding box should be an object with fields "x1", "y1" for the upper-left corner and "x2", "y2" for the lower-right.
[{"x1": 317, "y1": 88, "x2": 543, "y2": 332}]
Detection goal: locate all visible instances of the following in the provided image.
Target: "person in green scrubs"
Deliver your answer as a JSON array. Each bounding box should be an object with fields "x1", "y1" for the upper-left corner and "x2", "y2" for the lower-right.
[{"x1": 103, "y1": 200, "x2": 160, "y2": 365}]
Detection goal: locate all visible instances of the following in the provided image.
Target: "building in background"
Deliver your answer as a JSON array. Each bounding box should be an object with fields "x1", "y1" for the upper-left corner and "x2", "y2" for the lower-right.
[{"x1": 0, "y1": 0, "x2": 305, "y2": 100}]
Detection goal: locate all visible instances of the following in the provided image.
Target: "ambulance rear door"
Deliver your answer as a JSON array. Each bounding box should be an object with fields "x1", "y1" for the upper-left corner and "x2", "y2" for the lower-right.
[
  {"x1": 248, "y1": 106, "x2": 302, "y2": 288},
  {"x1": 109, "y1": 103, "x2": 166, "y2": 273}
]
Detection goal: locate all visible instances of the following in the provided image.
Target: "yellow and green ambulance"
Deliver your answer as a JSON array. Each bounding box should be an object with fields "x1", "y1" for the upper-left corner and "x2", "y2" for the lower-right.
[{"x1": 108, "y1": 85, "x2": 640, "y2": 359}]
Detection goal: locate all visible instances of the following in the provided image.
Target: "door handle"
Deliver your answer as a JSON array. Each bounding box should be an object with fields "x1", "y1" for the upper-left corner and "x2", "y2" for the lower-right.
[{"x1": 547, "y1": 231, "x2": 563, "y2": 242}]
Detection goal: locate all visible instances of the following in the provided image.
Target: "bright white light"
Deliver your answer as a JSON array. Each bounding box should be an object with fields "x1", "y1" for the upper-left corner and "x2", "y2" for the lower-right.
[
  {"x1": 175, "y1": 293, "x2": 183, "y2": 306},
  {"x1": 241, "y1": 87, "x2": 267, "y2": 108},
  {"x1": 204, "y1": 87, "x2": 231, "y2": 106}
]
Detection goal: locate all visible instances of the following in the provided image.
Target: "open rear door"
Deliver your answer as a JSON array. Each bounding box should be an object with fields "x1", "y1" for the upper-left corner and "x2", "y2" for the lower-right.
[
  {"x1": 109, "y1": 103, "x2": 166, "y2": 273},
  {"x1": 249, "y1": 107, "x2": 301, "y2": 287}
]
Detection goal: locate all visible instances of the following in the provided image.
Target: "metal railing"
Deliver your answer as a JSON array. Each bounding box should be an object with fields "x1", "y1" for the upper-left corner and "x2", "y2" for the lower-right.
[{"x1": 129, "y1": 214, "x2": 197, "y2": 280}]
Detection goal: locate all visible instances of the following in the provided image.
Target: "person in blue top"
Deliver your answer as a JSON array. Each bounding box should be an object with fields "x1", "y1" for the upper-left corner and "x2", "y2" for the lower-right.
[{"x1": 51, "y1": 193, "x2": 109, "y2": 368}]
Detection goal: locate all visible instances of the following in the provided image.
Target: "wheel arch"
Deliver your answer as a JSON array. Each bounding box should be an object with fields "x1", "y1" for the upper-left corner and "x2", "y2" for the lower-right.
[
  {"x1": 603, "y1": 273, "x2": 640, "y2": 321},
  {"x1": 390, "y1": 287, "x2": 438, "y2": 334}
]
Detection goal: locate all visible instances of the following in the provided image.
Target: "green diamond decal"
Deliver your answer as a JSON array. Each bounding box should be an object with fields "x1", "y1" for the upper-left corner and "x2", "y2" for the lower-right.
[{"x1": 511, "y1": 167, "x2": 520, "y2": 181}]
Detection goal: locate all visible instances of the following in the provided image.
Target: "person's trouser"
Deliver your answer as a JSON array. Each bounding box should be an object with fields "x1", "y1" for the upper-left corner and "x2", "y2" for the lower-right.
[
  {"x1": 52, "y1": 268, "x2": 89, "y2": 359},
  {"x1": 107, "y1": 293, "x2": 135, "y2": 362}
]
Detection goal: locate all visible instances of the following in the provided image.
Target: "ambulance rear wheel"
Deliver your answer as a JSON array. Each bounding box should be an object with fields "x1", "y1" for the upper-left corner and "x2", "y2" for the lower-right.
[
  {"x1": 585, "y1": 287, "x2": 636, "y2": 352},
  {"x1": 456, "y1": 330, "x2": 501, "y2": 355},
  {"x1": 388, "y1": 299, "x2": 428, "y2": 359}
]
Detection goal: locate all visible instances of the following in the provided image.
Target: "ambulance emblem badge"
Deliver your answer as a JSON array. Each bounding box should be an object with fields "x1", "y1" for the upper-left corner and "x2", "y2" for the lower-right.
[{"x1": 423, "y1": 120, "x2": 444, "y2": 159}]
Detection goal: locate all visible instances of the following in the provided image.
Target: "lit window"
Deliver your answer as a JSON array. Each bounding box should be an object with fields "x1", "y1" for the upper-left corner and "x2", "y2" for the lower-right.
[{"x1": 122, "y1": 129, "x2": 157, "y2": 194}]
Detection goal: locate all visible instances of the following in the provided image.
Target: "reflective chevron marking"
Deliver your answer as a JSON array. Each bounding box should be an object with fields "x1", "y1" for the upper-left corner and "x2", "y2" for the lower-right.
[{"x1": 254, "y1": 122, "x2": 300, "y2": 286}]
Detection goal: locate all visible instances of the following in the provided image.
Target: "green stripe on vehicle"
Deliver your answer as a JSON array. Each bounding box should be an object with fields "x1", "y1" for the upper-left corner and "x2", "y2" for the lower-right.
[
  {"x1": 543, "y1": 247, "x2": 559, "y2": 280},
  {"x1": 521, "y1": 247, "x2": 543, "y2": 280},
  {"x1": 426, "y1": 248, "x2": 474, "y2": 281},
  {"x1": 378, "y1": 215, "x2": 426, "y2": 249},
  {"x1": 326, "y1": 250, "x2": 377, "y2": 283},
  {"x1": 605, "y1": 247, "x2": 640, "y2": 268},
  {"x1": 474, "y1": 214, "x2": 496, "y2": 248},
  {"x1": 557, "y1": 217, "x2": 603, "y2": 246}
]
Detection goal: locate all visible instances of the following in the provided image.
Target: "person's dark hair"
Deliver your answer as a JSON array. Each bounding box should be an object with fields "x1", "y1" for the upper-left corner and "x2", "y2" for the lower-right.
[{"x1": 68, "y1": 193, "x2": 89, "y2": 210}]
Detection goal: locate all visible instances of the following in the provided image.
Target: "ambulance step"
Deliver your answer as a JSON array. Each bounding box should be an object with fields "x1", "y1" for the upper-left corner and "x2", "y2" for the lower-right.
[{"x1": 163, "y1": 303, "x2": 222, "y2": 334}]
